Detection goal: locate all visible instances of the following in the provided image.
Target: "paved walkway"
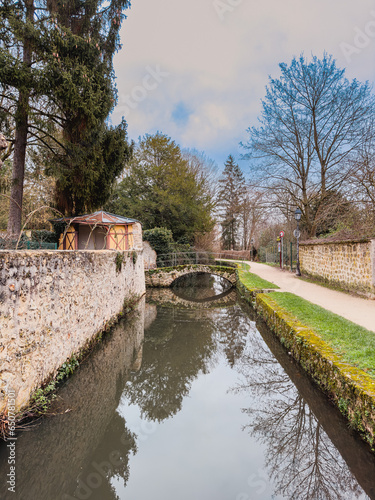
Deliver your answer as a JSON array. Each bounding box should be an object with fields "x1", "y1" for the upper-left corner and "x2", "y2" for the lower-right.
[{"x1": 245, "y1": 262, "x2": 375, "y2": 332}]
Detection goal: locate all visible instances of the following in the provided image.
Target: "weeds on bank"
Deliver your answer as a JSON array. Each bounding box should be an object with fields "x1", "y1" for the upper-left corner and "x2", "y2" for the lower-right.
[{"x1": 29, "y1": 355, "x2": 80, "y2": 416}]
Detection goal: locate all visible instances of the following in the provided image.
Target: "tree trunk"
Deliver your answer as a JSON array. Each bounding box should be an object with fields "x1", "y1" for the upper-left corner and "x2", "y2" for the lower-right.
[
  {"x1": 6, "y1": 0, "x2": 33, "y2": 238},
  {"x1": 7, "y1": 96, "x2": 29, "y2": 237}
]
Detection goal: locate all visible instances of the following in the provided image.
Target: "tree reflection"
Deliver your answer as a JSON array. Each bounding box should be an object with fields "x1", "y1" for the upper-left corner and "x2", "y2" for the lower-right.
[
  {"x1": 72, "y1": 412, "x2": 137, "y2": 500},
  {"x1": 214, "y1": 307, "x2": 249, "y2": 368},
  {"x1": 121, "y1": 306, "x2": 217, "y2": 421},
  {"x1": 0, "y1": 302, "x2": 145, "y2": 500},
  {"x1": 234, "y1": 329, "x2": 368, "y2": 500}
]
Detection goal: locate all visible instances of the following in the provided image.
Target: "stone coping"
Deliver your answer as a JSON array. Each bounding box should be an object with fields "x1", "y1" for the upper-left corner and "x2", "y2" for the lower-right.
[{"x1": 300, "y1": 237, "x2": 374, "y2": 246}]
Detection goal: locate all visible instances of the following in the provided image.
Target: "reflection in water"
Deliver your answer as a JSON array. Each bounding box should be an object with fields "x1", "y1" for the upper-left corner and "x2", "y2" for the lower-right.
[
  {"x1": 0, "y1": 278, "x2": 374, "y2": 500},
  {"x1": 0, "y1": 299, "x2": 145, "y2": 500},
  {"x1": 121, "y1": 306, "x2": 217, "y2": 421},
  {"x1": 233, "y1": 307, "x2": 375, "y2": 500},
  {"x1": 172, "y1": 272, "x2": 233, "y2": 301},
  {"x1": 147, "y1": 286, "x2": 237, "y2": 309}
]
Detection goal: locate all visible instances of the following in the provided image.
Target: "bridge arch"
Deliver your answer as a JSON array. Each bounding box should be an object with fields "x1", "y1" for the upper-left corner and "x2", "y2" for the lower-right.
[{"x1": 145, "y1": 264, "x2": 237, "y2": 288}]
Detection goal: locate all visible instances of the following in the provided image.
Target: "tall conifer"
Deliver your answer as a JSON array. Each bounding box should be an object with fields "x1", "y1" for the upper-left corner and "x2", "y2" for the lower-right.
[{"x1": 217, "y1": 155, "x2": 246, "y2": 250}]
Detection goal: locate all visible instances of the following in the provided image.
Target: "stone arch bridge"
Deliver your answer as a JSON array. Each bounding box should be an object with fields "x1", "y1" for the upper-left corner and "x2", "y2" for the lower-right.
[{"x1": 145, "y1": 264, "x2": 237, "y2": 288}]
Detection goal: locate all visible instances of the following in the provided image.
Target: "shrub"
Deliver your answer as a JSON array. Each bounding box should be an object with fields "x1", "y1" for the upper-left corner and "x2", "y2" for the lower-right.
[
  {"x1": 31, "y1": 229, "x2": 58, "y2": 243},
  {"x1": 143, "y1": 227, "x2": 175, "y2": 256}
]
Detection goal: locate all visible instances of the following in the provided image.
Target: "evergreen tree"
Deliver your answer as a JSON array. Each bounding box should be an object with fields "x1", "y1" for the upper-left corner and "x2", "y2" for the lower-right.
[
  {"x1": 0, "y1": 0, "x2": 42, "y2": 235},
  {"x1": 106, "y1": 132, "x2": 215, "y2": 242},
  {"x1": 217, "y1": 155, "x2": 246, "y2": 250},
  {"x1": 43, "y1": 0, "x2": 132, "y2": 215},
  {"x1": 0, "y1": 0, "x2": 131, "y2": 234}
]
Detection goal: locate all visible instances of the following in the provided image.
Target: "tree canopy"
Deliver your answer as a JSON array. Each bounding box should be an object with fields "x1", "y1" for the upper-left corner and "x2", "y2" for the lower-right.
[
  {"x1": 0, "y1": 0, "x2": 132, "y2": 234},
  {"x1": 106, "y1": 132, "x2": 215, "y2": 242},
  {"x1": 241, "y1": 54, "x2": 375, "y2": 237},
  {"x1": 217, "y1": 155, "x2": 246, "y2": 250}
]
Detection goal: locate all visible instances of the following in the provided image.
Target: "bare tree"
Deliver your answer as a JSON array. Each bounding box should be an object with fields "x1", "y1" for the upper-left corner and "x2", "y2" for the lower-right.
[
  {"x1": 242, "y1": 54, "x2": 375, "y2": 237},
  {"x1": 233, "y1": 331, "x2": 368, "y2": 500},
  {"x1": 240, "y1": 188, "x2": 266, "y2": 250},
  {"x1": 350, "y1": 118, "x2": 375, "y2": 222}
]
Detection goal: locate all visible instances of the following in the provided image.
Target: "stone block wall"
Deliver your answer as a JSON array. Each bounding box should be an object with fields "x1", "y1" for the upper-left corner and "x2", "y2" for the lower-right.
[
  {"x1": 299, "y1": 239, "x2": 375, "y2": 295},
  {"x1": 143, "y1": 241, "x2": 157, "y2": 270},
  {"x1": 0, "y1": 249, "x2": 145, "y2": 413},
  {"x1": 132, "y1": 222, "x2": 143, "y2": 249},
  {"x1": 145, "y1": 265, "x2": 237, "y2": 287}
]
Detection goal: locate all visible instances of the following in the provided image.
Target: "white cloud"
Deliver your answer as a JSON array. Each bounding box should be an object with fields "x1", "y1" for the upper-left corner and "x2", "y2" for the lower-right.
[{"x1": 112, "y1": 0, "x2": 375, "y2": 167}]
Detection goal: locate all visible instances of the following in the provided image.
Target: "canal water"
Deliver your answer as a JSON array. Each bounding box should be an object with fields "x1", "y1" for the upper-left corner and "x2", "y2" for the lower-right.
[{"x1": 1, "y1": 274, "x2": 375, "y2": 500}]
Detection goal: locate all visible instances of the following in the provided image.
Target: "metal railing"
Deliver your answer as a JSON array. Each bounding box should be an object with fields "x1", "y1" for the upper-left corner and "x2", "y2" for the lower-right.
[
  {"x1": 146, "y1": 251, "x2": 250, "y2": 270},
  {"x1": 0, "y1": 239, "x2": 57, "y2": 250},
  {"x1": 258, "y1": 241, "x2": 297, "y2": 270}
]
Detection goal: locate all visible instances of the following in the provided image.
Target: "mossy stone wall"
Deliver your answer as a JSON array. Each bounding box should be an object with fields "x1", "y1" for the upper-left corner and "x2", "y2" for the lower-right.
[
  {"x1": 254, "y1": 292, "x2": 375, "y2": 448},
  {"x1": 0, "y1": 249, "x2": 145, "y2": 414}
]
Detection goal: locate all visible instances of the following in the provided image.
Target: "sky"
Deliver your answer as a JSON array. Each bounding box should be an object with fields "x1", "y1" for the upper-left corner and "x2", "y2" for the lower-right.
[{"x1": 110, "y1": 0, "x2": 375, "y2": 171}]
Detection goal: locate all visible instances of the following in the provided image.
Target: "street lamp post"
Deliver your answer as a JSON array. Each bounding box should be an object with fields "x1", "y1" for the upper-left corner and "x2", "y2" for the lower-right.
[
  {"x1": 250, "y1": 238, "x2": 254, "y2": 262},
  {"x1": 294, "y1": 208, "x2": 302, "y2": 277}
]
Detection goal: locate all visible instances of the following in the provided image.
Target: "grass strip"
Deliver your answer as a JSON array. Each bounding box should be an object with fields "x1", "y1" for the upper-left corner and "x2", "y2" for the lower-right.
[
  {"x1": 215, "y1": 259, "x2": 279, "y2": 290},
  {"x1": 238, "y1": 268, "x2": 279, "y2": 290},
  {"x1": 268, "y1": 292, "x2": 375, "y2": 378}
]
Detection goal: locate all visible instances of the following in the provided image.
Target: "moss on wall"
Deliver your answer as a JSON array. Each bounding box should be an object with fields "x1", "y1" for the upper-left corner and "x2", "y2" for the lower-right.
[
  {"x1": 256, "y1": 294, "x2": 375, "y2": 447},
  {"x1": 236, "y1": 266, "x2": 375, "y2": 449}
]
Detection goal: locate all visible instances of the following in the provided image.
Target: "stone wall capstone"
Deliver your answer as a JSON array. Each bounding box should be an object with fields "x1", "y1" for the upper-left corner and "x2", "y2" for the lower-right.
[
  {"x1": 299, "y1": 239, "x2": 375, "y2": 296},
  {"x1": 0, "y1": 249, "x2": 145, "y2": 413}
]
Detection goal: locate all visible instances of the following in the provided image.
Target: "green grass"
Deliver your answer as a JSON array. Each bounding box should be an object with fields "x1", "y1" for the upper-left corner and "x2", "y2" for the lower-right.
[
  {"x1": 268, "y1": 292, "x2": 375, "y2": 377},
  {"x1": 238, "y1": 268, "x2": 279, "y2": 290}
]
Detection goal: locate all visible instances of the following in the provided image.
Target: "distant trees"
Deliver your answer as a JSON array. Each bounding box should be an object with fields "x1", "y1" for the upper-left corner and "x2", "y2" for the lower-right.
[
  {"x1": 217, "y1": 155, "x2": 246, "y2": 250},
  {"x1": 218, "y1": 155, "x2": 246, "y2": 250},
  {"x1": 350, "y1": 118, "x2": 375, "y2": 227},
  {"x1": 242, "y1": 54, "x2": 375, "y2": 238},
  {"x1": 217, "y1": 155, "x2": 264, "y2": 250},
  {"x1": 106, "y1": 133, "x2": 216, "y2": 242}
]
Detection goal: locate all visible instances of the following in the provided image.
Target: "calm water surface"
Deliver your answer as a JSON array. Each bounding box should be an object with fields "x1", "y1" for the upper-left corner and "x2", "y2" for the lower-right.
[{"x1": 1, "y1": 274, "x2": 375, "y2": 500}]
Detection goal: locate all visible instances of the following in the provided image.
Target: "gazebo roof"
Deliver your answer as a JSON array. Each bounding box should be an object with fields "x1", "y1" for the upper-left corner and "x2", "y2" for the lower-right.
[{"x1": 54, "y1": 211, "x2": 140, "y2": 226}]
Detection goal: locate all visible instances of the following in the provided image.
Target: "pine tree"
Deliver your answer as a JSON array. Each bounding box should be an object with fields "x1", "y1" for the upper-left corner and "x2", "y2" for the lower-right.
[
  {"x1": 43, "y1": 0, "x2": 132, "y2": 215},
  {"x1": 217, "y1": 155, "x2": 246, "y2": 250},
  {"x1": 0, "y1": 0, "x2": 131, "y2": 233}
]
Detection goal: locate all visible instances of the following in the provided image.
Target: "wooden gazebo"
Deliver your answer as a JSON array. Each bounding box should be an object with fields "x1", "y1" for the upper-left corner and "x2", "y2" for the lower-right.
[{"x1": 56, "y1": 211, "x2": 142, "y2": 251}]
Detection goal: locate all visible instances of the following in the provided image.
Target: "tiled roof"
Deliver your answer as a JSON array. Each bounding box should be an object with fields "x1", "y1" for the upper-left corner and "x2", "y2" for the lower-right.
[{"x1": 54, "y1": 211, "x2": 139, "y2": 226}]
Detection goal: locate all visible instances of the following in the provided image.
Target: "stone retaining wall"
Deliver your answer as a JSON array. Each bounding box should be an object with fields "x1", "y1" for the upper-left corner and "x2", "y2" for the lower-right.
[
  {"x1": 299, "y1": 239, "x2": 375, "y2": 295},
  {"x1": 254, "y1": 293, "x2": 375, "y2": 448},
  {"x1": 0, "y1": 249, "x2": 145, "y2": 413},
  {"x1": 143, "y1": 241, "x2": 157, "y2": 270},
  {"x1": 0, "y1": 299, "x2": 145, "y2": 498}
]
